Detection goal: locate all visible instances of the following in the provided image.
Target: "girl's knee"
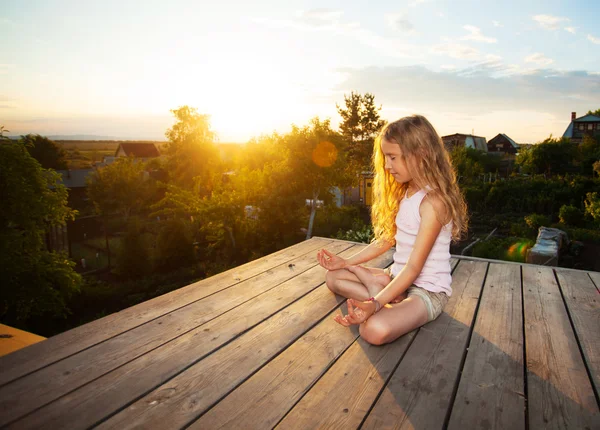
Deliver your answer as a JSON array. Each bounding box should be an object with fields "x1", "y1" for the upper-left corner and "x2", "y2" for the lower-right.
[
  {"x1": 359, "y1": 319, "x2": 392, "y2": 346},
  {"x1": 325, "y1": 270, "x2": 339, "y2": 293}
]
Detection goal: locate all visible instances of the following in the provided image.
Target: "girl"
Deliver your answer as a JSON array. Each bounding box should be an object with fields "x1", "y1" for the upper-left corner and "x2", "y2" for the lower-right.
[{"x1": 317, "y1": 115, "x2": 467, "y2": 345}]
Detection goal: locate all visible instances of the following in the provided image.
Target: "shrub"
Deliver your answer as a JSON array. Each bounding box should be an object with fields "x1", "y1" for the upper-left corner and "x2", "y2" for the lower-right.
[
  {"x1": 114, "y1": 218, "x2": 151, "y2": 278},
  {"x1": 154, "y1": 219, "x2": 195, "y2": 272},
  {"x1": 335, "y1": 219, "x2": 374, "y2": 243},
  {"x1": 558, "y1": 205, "x2": 583, "y2": 226},
  {"x1": 524, "y1": 213, "x2": 551, "y2": 232},
  {"x1": 471, "y1": 237, "x2": 534, "y2": 263}
]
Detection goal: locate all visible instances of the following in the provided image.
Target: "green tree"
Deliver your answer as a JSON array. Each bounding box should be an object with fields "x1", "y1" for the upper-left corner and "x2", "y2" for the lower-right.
[
  {"x1": 0, "y1": 142, "x2": 81, "y2": 326},
  {"x1": 586, "y1": 108, "x2": 600, "y2": 116},
  {"x1": 164, "y1": 106, "x2": 221, "y2": 193},
  {"x1": 584, "y1": 192, "x2": 600, "y2": 222},
  {"x1": 87, "y1": 157, "x2": 152, "y2": 221},
  {"x1": 337, "y1": 92, "x2": 386, "y2": 173},
  {"x1": 0, "y1": 125, "x2": 10, "y2": 141},
  {"x1": 450, "y1": 146, "x2": 485, "y2": 181},
  {"x1": 20, "y1": 134, "x2": 68, "y2": 170},
  {"x1": 284, "y1": 117, "x2": 350, "y2": 239},
  {"x1": 515, "y1": 136, "x2": 577, "y2": 176}
]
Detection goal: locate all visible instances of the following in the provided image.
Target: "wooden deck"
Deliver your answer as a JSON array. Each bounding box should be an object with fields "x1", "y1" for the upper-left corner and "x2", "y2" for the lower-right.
[{"x1": 0, "y1": 237, "x2": 598, "y2": 429}]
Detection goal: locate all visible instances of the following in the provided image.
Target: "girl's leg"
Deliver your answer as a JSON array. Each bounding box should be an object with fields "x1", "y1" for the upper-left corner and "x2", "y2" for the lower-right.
[
  {"x1": 346, "y1": 265, "x2": 407, "y2": 303},
  {"x1": 326, "y1": 267, "x2": 390, "y2": 300},
  {"x1": 358, "y1": 297, "x2": 428, "y2": 345}
]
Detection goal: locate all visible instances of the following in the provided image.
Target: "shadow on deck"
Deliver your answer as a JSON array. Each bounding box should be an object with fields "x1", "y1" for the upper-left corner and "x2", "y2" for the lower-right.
[{"x1": 0, "y1": 237, "x2": 598, "y2": 429}]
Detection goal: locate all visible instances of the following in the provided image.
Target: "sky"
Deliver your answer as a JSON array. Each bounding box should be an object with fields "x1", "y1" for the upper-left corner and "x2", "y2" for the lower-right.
[{"x1": 1, "y1": 0, "x2": 599, "y2": 143}]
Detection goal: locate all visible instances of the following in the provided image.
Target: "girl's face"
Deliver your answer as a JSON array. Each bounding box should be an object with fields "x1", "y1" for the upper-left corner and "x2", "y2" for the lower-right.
[{"x1": 381, "y1": 138, "x2": 414, "y2": 185}]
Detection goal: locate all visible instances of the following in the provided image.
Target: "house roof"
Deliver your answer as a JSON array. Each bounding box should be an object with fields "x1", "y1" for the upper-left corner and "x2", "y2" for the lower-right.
[
  {"x1": 56, "y1": 169, "x2": 95, "y2": 188},
  {"x1": 0, "y1": 237, "x2": 598, "y2": 429},
  {"x1": 500, "y1": 133, "x2": 519, "y2": 149},
  {"x1": 573, "y1": 114, "x2": 600, "y2": 122},
  {"x1": 116, "y1": 143, "x2": 160, "y2": 158},
  {"x1": 562, "y1": 114, "x2": 600, "y2": 138}
]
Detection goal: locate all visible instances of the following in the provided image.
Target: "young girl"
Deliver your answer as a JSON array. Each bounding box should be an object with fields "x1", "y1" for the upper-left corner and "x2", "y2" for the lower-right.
[{"x1": 317, "y1": 115, "x2": 467, "y2": 345}]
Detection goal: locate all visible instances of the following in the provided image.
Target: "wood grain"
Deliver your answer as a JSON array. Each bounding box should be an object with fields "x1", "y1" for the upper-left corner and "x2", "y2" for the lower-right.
[
  {"x1": 554, "y1": 269, "x2": 600, "y2": 398},
  {"x1": 362, "y1": 259, "x2": 488, "y2": 429},
  {"x1": 523, "y1": 265, "x2": 599, "y2": 429},
  {"x1": 0, "y1": 239, "x2": 346, "y2": 428},
  {"x1": 275, "y1": 332, "x2": 413, "y2": 429},
  {"x1": 0, "y1": 237, "x2": 331, "y2": 388},
  {"x1": 448, "y1": 262, "x2": 525, "y2": 430},
  {"x1": 93, "y1": 248, "x2": 393, "y2": 430}
]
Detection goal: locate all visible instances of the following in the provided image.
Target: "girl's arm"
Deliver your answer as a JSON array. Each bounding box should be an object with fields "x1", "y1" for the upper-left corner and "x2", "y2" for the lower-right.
[
  {"x1": 346, "y1": 238, "x2": 394, "y2": 266},
  {"x1": 374, "y1": 196, "x2": 447, "y2": 307},
  {"x1": 317, "y1": 238, "x2": 393, "y2": 271}
]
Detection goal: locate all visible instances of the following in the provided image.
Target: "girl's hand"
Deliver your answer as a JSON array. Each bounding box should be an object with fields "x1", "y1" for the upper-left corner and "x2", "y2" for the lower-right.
[
  {"x1": 316, "y1": 248, "x2": 348, "y2": 271},
  {"x1": 333, "y1": 298, "x2": 377, "y2": 326}
]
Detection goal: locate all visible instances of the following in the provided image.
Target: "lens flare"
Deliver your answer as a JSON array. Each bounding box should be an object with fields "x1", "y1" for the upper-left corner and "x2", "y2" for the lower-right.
[
  {"x1": 507, "y1": 240, "x2": 532, "y2": 261},
  {"x1": 312, "y1": 141, "x2": 338, "y2": 167}
]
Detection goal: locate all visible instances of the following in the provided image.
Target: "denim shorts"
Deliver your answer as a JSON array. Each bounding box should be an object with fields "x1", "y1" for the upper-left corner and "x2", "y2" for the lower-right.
[{"x1": 384, "y1": 267, "x2": 449, "y2": 322}]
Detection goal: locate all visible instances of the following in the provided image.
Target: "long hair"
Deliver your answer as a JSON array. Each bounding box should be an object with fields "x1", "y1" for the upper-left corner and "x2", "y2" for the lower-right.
[{"x1": 371, "y1": 115, "x2": 468, "y2": 243}]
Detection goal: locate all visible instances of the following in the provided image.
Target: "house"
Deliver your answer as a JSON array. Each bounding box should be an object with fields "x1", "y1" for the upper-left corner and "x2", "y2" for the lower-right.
[
  {"x1": 441, "y1": 133, "x2": 488, "y2": 152},
  {"x1": 115, "y1": 142, "x2": 160, "y2": 161},
  {"x1": 562, "y1": 112, "x2": 600, "y2": 144},
  {"x1": 487, "y1": 133, "x2": 519, "y2": 154}
]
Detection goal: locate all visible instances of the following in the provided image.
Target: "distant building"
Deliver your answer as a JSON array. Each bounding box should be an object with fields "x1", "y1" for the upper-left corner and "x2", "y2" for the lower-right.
[
  {"x1": 115, "y1": 143, "x2": 160, "y2": 160},
  {"x1": 562, "y1": 112, "x2": 600, "y2": 144},
  {"x1": 487, "y1": 133, "x2": 519, "y2": 154},
  {"x1": 441, "y1": 133, "x2": 488, "y2": 152}
]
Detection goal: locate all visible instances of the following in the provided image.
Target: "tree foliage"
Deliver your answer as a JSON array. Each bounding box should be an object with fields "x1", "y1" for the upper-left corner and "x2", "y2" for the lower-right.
[
  {"x1": 20, "y1": 134, "x2": 68, "y2": 170},
  {"x1": 0, "y1": 142, "x2": 81, "y2": 325},
  {"x1": 164, "y1": 106, "x2": 221, "y2": 193},
  {"x1": 336, "y1": 92, "x2": 386, "y2": 173},
  {"x1": 87, "y1": 157, "x2": 153, "y2": 220},
  {"x1": 515, "y1": 136, "x2": 578, "y2": 176},
  {"x1": 586, "y1": 108, "x2": 600, "y2": 117}
]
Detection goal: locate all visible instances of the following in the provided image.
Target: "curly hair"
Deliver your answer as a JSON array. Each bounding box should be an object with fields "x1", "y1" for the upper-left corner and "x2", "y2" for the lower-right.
[{"x1": 371, "y1": 115, "x2": 468, "y2": 243}]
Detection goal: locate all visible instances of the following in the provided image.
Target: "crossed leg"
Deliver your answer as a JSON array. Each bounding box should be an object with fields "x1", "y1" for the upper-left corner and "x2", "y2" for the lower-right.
[
  {"x1": 359, "y1": 297, "x2": 428, "y2": 345},
  {"x1": 325, "y1": 266, "x2": 390, "y2": 301}
]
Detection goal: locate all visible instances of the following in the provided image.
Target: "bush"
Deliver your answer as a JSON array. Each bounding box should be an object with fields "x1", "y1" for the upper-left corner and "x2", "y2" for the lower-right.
[
  {"x1": 154, "y1": 219, "x2": 195, "y2": 272},
  {"x1": 335, "y1": 219, "x2": 374, "y2": 243},
  {"x1": 524, "y1": 213, "x2": 551, "y2": 232},
  {"x1": 558, "y1": 205, "x2": 583, "y2": 226},
  {"x1": 471, "y1": 237, "x2": 534, "y2": 262},
  {"x1": 312, "y1": 205, "x2": 362, "y2": 238},
  {"x1": 114, "y1": 218, "x2": 152, "y2": 278}
]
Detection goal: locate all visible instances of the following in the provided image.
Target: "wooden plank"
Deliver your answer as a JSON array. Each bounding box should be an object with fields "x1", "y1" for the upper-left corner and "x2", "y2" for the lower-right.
[
  {"x1": 0, "y1": 237, "x2": 331, "y2": 387},
  {"x1": 362, "y1": 259, "x2": 488, "y2": 429},
  {"x1": 183, "y1": 307, "x2": 360, "y2": 430},
  {"x1": 9, "y1": 246, "x2": 391, "y2": 429},
  {"x1": 275, "y1": 333, "x2": 413, "y2": 429},
  {"x1": 91, "y1": 248, "x2": 391, "y2": 430},
  {"x1": 0, "y1": 239, "x2": 347, "y2": 428},
  {"x1": 523, "y1": 266, "x2": 599, "y2": 429},
  {"x1": 0, "y1": 325, "x2": 45, "y2": 358},
  {"x1": 589, "y1": 272, "x2": 600, "y2": 293},
  {"x1": 554, "y1": 269, "x2": 600, "y2": 397},
  {"x1": 447, "y1": 262, "x2": 525, "y2": 430}
]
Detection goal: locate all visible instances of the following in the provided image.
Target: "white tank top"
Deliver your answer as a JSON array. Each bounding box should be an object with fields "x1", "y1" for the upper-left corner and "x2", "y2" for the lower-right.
[{"x1": 390, "y1": 188, "x2": 453, "y2": 296}]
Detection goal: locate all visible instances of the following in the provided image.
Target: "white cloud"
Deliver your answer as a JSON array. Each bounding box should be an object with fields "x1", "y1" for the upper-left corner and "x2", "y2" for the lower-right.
[
  {"x1": 461, "y1": 25, "x2": 497, "y2": 43},
  {"x1": 492, "y1": 21, "x2": 503, "y2": 28},
  {"x1": 525, "y1": 53, "x2": 554, "y2": 66},
  {"x1": 294, "y1": 9, "x2": 343, "y2": 27},
  {"x1": 588, "y1": 34, "x2": 600, "y2": 44},
  {"x1": 386, "y1": 13, "x2": 416, "y2": 34},
  {"x1": 432, "y1": 42, "x2": 479, "y2": 59},
  {"x1": 409, "y1": 0, "x2": 429, "y2": 7},
  {"x1": 564, "y1": 27, "x2": 576, "y2": 34},
  {"x1": 533, "y1": 15, "x2": 569, "y2": 30}
]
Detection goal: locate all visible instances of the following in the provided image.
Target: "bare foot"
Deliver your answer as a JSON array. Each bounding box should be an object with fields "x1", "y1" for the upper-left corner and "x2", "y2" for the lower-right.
[{"x1": 346, "y1": 265, "x2": 390, "y2": 296}]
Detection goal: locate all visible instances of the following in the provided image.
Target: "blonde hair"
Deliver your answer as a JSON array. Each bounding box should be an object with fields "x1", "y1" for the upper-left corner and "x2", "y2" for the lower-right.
[{"x1": 371, "y1": 115, "x2": 468, "y2": 243}]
